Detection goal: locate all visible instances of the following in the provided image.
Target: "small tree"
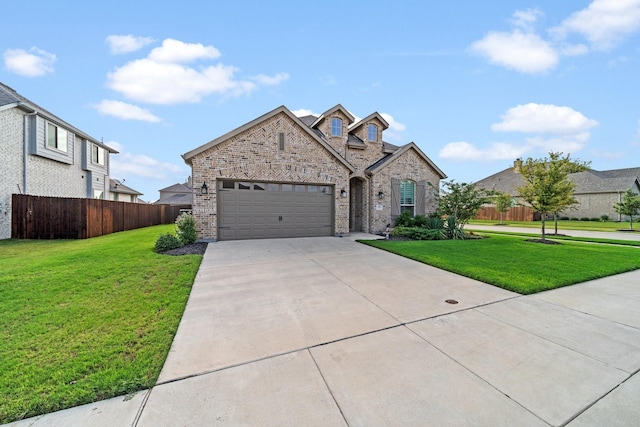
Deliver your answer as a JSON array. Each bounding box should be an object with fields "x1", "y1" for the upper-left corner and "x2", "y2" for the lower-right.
[
  {"x1": 613, "y1": 189, "x2": 640, "y2": 230},
  {"x1": 175, "y1": 212, "x2": 198, "y2": 244},
  {"x1": 516, "y1": 152, "x2": 590, "y2": 241},
  {"x1": 494, "y1": 192, "x2": 514, "y2": 225},
  {"x1": 437, "y1": 180, "x2": 493, "y2": 228}
]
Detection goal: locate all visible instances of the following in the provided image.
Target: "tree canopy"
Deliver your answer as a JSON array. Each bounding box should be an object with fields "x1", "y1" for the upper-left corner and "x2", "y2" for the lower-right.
[
  {"x1": 613, "y1": 189, "x2": 640, "y2": 230},
  {"x1": 516, "y1": 152, "x2": 590, "y2": 241},
  {"x1": 437, "y1": 180, "x2": 493, "y2": 228},
  {"x1": 494, "y1": 192, "x2": 514, "y2": 225}
]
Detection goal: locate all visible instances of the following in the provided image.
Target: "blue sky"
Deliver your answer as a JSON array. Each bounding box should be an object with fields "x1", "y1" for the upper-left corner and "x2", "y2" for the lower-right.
[{"x1": 2, "y1": 0, "x2": 640, "y2": 201}]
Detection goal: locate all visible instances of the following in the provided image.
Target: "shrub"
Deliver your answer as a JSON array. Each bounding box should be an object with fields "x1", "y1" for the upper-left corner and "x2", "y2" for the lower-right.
[
  {"x1": 581, "y1": 217, "x2": 591, "y2": 221},
  {"x1": 395, "y1": 211, "x2": 414, "y2": 227},
  {"x1": 154, "y1": 233, "x2": 183, "y2": 253},
  {"x1": 175, "y1": 213, "x2": 197, "y2": 245},
  {"x1": 559, "y1": 216, "x2": 570, "y2": 220},
  {"x1": 413, "y1": 214, "x2": 429, "y2": 228},
  {"x1": 445, "y1": 216, "x2": 467, "y2": 240},
  {"x1": 392, "y1": 226, "x2": 446, "y2": 240},
  {"x1": 590, "y1": 217, "x2": 600, "y2": 222},
  {"x1": 600, "y1": 215, "x2": 609, "y2": 222},
  {"x1": 424, "y1": 216, "x2": 444, "y2": 230}
]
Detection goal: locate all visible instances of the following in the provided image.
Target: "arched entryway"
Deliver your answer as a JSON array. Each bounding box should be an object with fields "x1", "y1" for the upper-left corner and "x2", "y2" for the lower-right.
[{"x1": 349, "y1": 177, "x2": 366, "y2": 232}]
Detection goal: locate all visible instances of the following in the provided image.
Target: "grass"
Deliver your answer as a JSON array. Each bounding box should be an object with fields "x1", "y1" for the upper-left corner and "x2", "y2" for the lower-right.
[
  {"x1": 362, "y1": 234, "x2": 640, "y2": 294},
  {"x1": 468, "y1": 219, "x2": 636, "y2": 232},
  {"x1": 0, "y1": 225, "x2": 202, "y2": 424},
  {"x1": 470, "y1": 229, "x2": 640, "y2": 247}
]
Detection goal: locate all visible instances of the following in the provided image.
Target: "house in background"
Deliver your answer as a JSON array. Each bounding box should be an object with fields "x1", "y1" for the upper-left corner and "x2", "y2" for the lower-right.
[
  {"x1": 476, "y1": 160, "x2": 640, "y2": 221},
  {"x1": 0, "y1": 82, "x2": 117, "y2": 239},
  {"x1": 109, "y1": 179, "x2": 143, "y2": 203},
  {"x1": 182, "y1": 104, "x2": 446, "y2": 241},
  {"x1": 155, "y1": 177, "x2": 193, "y2": 209}
]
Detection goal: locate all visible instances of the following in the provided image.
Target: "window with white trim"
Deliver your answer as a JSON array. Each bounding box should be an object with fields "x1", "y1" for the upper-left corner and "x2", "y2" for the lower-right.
[
  {"x1": 367, "y1": 124, "x2": 377, "y2": 141},
  {"x1": 92, "y1": 144, "x2": 105, "y2": 165},
  {"x1": 400, "y1": 180, "x2": 415, "y2": 216},
  {"x1": 47, "y1": 122, "x2": 68, "y2": 152},
  {"x1": 331, "y1": 118, "x2": 342, "y2": 136}
]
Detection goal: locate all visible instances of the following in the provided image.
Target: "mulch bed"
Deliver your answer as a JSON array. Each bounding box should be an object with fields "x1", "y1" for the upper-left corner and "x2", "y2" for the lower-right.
[{"x1": 161, "y1": 242, "x2": 208, "y2": 256}]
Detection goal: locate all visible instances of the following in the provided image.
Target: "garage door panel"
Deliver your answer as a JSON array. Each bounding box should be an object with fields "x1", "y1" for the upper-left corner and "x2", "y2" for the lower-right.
[{"x1": 217, "y1": 181, "x2": 334, "y2": 241}]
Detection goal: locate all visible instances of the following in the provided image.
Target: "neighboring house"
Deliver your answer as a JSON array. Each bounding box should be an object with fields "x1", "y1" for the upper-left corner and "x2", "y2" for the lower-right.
[
  {"x1": 182, "y1": 104, "x2": 446, "y2": 241},
  {"x1": 476, "y1": 160, "x2": 640, "y2": 221},
  {"x1": 0, "y1": 82, "x2": 117, "y2": 239},
  {"x1": 109, "y1": 179, "x2": 143, "y2": 203},
  {"x1": 155, "y1": 177, "x2": 193, "y2": 208}
]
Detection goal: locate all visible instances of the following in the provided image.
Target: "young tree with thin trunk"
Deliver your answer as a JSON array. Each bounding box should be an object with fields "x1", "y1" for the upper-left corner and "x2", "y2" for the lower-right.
[
  {"x1": 613, "y1": 189, "x2": 640, "y2": 230},
  {"x1": 437, "y1": 180, "x2": 493, "y2": 228},
  {"x1": 494, "y1": 192, "x2": 513, "y2": 225},
  {"x1": 516, "y1": 152, "x2": 590, "y2": 242}
]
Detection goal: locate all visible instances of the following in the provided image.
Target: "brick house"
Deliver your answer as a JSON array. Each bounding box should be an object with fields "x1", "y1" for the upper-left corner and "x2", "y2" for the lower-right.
[
  {"x1": 0, "y1": 82, "x2": 117, "y2": 239},
  {"x1": 182, "y1": 104, "x2": 446, "y2": 240},
  {"x1": 476, "y1": 160, "x2": 640, "y2": 221}
]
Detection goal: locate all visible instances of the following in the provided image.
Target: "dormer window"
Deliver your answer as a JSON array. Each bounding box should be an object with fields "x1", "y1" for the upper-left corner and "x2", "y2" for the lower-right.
[
  {"x1": 368, "y1": 124, "x2": 378, "y2": 141},
  {"x1": 331, "y1": 118, "x2": 342, "y2": 136}
]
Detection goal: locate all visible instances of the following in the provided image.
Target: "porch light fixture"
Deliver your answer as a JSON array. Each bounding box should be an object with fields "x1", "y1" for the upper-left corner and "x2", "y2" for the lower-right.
[
  {"x1": 340, "y1": 188, "x2": 347, "y2": 198},
  {"x1": 378, "y1": 191, "x2": 385, "y2": 199},
  {"x1": 200, "y1": 182, "x2": 208, "y2": 195}
]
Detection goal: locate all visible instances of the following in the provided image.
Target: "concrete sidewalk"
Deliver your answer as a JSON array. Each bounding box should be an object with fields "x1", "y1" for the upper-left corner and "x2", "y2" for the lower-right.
[{"x1": 7, "y1": 235, "x2": 640, "y2": 426}]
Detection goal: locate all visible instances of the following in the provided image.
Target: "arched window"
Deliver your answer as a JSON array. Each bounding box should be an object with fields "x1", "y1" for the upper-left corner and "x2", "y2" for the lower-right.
[
  {"x1": 331, "y1": 118, "x2": 342, "y2": 136},
  {"x1": 400, "y1": 180, "x2": 415, "y2": 216},
  {"x1": 367, "y1": 124, "x2": 377, "y2": 141}
]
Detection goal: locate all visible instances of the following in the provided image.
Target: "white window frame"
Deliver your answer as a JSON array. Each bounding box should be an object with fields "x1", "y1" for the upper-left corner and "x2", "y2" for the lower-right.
[
  {"x1": 92, "y1": 144, "x2": 105, "y2": 166},
  {"x1": 400, "y1": 180, "x2": 415, "y2": 216},
  {"x1": 331, "y1": 118, "x2": 342, "y2": 136},
  {"x1": 46, "y1": 122, "x2": 68, "y2": 152},
  {"x1": 367, "y1": 124, "x2": 377, "y2": 141}
]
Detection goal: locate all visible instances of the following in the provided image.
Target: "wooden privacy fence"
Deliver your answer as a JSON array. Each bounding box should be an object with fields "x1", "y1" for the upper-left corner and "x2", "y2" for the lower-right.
[
  {"x1": 474, "y1": 205, "x2": 540, "y2": 222},
  {"x1": 12, "y1": 194, "x2": 183, "y2": 239}
]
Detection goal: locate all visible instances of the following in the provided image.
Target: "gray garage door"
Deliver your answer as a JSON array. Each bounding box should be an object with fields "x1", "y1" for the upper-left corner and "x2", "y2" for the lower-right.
[{"x1": 217, "y1": 180, "x2": 334, "y2": 240}]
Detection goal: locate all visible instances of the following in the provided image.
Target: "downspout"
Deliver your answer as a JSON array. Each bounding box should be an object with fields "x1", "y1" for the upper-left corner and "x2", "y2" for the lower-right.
[{"x1": 23, "y1": 111, "x2": 38, "y2": 194}]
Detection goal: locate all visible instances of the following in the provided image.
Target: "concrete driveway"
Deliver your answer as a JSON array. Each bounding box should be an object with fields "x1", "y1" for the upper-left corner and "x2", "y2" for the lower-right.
[{"x1": 9, "y1": 234, "x2": 640, "y2": 427}]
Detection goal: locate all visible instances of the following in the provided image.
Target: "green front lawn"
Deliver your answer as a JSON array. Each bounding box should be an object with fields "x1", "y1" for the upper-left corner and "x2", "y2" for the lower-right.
[
  {"x1": 0, "y1": 225, "x2": 202, "y2": 424},
  {"x1": 362, "y1": 234, "x2": 640, "y2": 294}
]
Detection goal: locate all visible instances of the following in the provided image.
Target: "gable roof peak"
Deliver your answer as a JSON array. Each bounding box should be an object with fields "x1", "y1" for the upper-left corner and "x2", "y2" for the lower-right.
[
  {"x1": 350, "y1": 112, "x2": 389, "y2": 131},
  {"x1": 310, "y1": 104, "x2": 355, "y2": 128}
]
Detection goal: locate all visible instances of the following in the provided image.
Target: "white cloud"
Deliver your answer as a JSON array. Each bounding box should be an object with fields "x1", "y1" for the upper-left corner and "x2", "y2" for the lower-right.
[
  {"x1": 558, "y1": 43, "x2": 589, "y2": 56},
  {"x1": 252, "y1": 72, "x2": 290, "y2": 85},
  {"x1": 106, "y1": 35, "x2": 155, "y2": 54},
  {"x1": 380, "y1": 113, "x2": 406, "y2": 132},
  {"x1": 292, "y1": 108, "x2": 318, "y2": 117},
  {"x1": 491, "y1": 103, "x2": 598, "y2": 134},
  {"x1": 147, "y1": 39, "x2": 220, "y2": 63},
  {"x1": 439, "y1": 141, "x2": 529, "y2": 161},
  {"x1": 511, "y1": 8, "x2": 543, "y2": 30},
  {"x1": 3, "y1": 47, "x2": 56, "y2": 77},
  {"x1": 107, "y1": 142, "x2": 184, "y2": 180},
  {"x1": 107, "y1": 38, "x2": 287, "y2": 105},
  {"x1": 440, "y1": 103, "x2": 598, "y2": 162},
  {"x1": 551, "y1": 0, "x2": 640, "y2": 51},
  {"x1": 94, "y1": 100, "x2": 162, "y2": 122},
  {"x1": 470, "y1": 29, "x2": 559, "y2": 74}
]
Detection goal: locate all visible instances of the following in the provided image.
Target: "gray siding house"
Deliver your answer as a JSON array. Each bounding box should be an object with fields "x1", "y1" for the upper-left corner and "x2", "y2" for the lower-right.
[
  {"x1": 183, "y1": 104, "x2": 446, "y2": 241},
  {"x1": 0, "y1": 82, "x2": 117, "y2": 239},
  {"x1": 476, "y1": 161, "x2": 640, "y2": 221}
]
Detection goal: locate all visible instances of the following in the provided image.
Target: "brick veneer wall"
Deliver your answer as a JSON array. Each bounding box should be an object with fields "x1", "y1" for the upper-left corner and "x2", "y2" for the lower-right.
[
  {"x1": 0, "y1": 109, "x2": 24, "y2": 239},
  {"x1": 190, "y1": 112, "x2": 351, "y2": 240},
  {"x1": 370, "y1": 148, "x2": 441, "y2": 234}
]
